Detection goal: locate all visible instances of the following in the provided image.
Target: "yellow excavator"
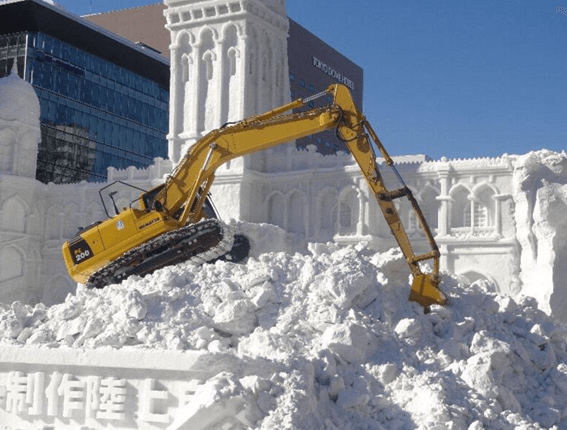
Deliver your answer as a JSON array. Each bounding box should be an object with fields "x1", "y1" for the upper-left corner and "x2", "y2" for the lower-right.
[{"x1": 62, "y1": 84, "x2": 446, "y2": 308}]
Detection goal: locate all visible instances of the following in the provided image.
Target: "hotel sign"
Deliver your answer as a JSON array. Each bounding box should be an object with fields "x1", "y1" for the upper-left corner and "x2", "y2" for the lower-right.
[{"x1": 312, "y1": 57, "x2": 355, "y2": 90}]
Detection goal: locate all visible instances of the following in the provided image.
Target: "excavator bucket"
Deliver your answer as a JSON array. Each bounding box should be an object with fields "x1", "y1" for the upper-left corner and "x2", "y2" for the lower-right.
[{"x1": 409, "y1": 274, "x2": 447, "y2": 308}]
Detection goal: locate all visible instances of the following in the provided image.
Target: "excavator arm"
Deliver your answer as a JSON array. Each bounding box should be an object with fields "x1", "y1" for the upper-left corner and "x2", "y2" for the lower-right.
[
  {"x1": 145, "y1": 84, "x2": 445, "y2": 307},
  {"x1": 63, "y1": 84, "x2": 446, "y2": 307}
]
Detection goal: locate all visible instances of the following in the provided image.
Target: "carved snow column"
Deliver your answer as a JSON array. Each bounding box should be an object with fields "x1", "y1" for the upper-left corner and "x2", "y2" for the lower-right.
[
  {"x1": 436, "y1": 160, "x2": 452, "y2": 270},
  {"x1": 436, "y1": 160, "x2": 452, "y2": 237},
  {"x1": 356, "y1": 179, "x2": 367, "y2": 236},
  {"x1": 167, "y1": 31, "x2": 194, "y2": 163},
  {"x1": 492, "y1": 193, "x2": 509, "y2": 238}
]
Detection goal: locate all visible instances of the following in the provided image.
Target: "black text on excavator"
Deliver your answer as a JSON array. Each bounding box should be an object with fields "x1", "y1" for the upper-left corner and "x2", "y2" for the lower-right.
[{"x1": 62, "y1": 84, "x2": 447, "y2": 308}]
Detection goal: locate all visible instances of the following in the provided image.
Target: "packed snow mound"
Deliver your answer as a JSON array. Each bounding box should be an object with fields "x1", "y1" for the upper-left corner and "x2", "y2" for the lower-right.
[{"x1": 1, "y1": 242, "x2": 567, "y2": 429}]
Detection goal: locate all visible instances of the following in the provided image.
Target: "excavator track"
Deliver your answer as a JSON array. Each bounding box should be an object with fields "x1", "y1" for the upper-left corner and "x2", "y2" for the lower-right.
[{"x1": 86, "y1": 219, "x2": 244, "y2": 289}]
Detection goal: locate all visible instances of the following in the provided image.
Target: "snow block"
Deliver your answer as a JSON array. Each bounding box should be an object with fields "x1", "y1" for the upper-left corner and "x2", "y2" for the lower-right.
[{"x1": 321, "y1": 322, "x2": 373, "y2": 363}]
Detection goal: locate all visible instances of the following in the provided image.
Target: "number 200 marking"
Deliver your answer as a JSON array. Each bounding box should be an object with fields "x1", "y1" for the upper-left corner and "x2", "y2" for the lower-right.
[{"x1": 76, "y1": 250, "x2": 90, "y2": 262}]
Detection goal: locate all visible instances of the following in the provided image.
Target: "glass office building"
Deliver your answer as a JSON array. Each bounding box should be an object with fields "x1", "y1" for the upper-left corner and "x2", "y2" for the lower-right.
[{"x1": 0, "y1": 0, "x2": 170, "y2": 184}]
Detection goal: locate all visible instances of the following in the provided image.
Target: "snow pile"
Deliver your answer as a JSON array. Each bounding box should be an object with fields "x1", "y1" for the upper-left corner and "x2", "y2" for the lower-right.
[{"x1": 1, "y1": 237, "x2": 567, "y2": 429}]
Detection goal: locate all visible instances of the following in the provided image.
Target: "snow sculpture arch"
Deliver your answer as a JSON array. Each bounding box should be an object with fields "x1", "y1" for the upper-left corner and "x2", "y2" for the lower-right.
[
  {"x1": 197, "y1": 28, "x2": 217, "y2": 132},
  {"x1": 28, "y1": 203, "x2": 44, "y2": 237},
  {"x1": 0, "y1": 246, "x2": 24, "y2": 282},
  {"x1": 287, "y1": 189, "x2": 307, "y2": 234},
  {"x1": 260, "y1": 32, "x2": 273, "y2": 113},
  {"x1": 46, "y1": 205, "x2": 61, "y2": 240},
  {"x1": 266, "y1": 191, "x2": 285, "y2": 229},
  {"x1": 221, "y1": 24, "x2": 241, "y2": 124},
  {"x1": 0, "y1": 128, "x2": 16, "y2": 173},
  {"x1": 316, "y1": 187, "x2": 339, "y2": 241},
  {"x1": 246, "y1": 24, "x2": 260, "y2": 116},
  {"x1": 449, "y1": 183, "x2": 471, "y2": 230},
  {"x1": 1, "y1": 195, "x2": 27, "y2": 233},
  {"x1": 178, "y1": 33, "x2": 193, "y2": 139},
  {"x1": 336, "y1": 186, "x2": 361, "y2": 236},
  {"x1": 469, "y1": 183, "x2": 498, "y2": 229},
  {"x1": 274, "y1": 39, "x2": 286, "y2": 106},
  {"x1": 459, "y1": 269, "x2": 499, "y2": 291}
]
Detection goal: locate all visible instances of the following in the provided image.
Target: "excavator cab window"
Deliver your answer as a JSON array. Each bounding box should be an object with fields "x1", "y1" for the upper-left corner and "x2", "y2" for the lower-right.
[
  {"x1": 98, "y1": 181, "x2": 149, "y2": 218},
  {"x1": 141, "y1": 184, "x2": 165, "y2": 212}
]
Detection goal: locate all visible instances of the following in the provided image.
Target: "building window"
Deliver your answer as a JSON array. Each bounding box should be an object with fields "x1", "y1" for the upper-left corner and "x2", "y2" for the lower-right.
[
  {"x1": 24, "y1": 32, "x2": 169, "y2": 183},
  {"x1": 289, "y1": 73, "x2": 295, "y2": 82},
  {"x1": 464, "y1": 202, "x2": 489, "y2": 228},
  {"x1": 299, "y1": 78, "x2": 306, "y2": 88}
]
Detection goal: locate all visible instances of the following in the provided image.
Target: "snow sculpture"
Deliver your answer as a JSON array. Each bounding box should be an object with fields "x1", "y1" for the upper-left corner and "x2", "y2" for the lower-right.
[
  {"x1": 165, "y1": 0, "x2": 290, "y2": 164},
  {"x1": 0, "y1": 62, "x2": 45, "y2": 304},
  {"x1": 0, "y1": 62, "x2": 40, "y2": 178},
  {"x1": 0, "y1": 0, "x2": 565, "y2": 330},
  {"x1": 511, "y1": 150, "x2": 567, "y2": 322},
  {"x1": 164, "y1": 0, "x2": 291, "y2": 223}
]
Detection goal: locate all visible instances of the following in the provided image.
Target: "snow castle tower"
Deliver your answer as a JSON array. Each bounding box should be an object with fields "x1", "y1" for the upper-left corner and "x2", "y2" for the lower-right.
[
  {"x1": 164, "y1": 0, "x2": 290, "y2": 163},
  {"x1": 0, "y1": 62, "x2": 41, "y2": 178},
  {"x1": 164, "y1": 0, "x2": 291, "y2": 220},
  {"x1": 0, "y1": 61, "x2": 44, "y2": 303}
]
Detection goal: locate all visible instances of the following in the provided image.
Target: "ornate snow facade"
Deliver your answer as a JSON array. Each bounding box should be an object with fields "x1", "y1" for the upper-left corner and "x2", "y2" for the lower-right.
[
  {"x1": 102, "y1": 149, "x2": 521, "y2": 300},
  {"x1": 0, "y1": 64, "x2": 45, "y2": 303},
  {"x1": 1, "y1": 0, "x2": 567, "y2": 322}
]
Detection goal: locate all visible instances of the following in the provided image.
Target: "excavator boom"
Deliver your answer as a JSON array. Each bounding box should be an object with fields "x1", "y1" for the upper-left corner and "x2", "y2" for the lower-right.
[{"x1": 62, "y1": 84, "x2": 446, "y2": 308}]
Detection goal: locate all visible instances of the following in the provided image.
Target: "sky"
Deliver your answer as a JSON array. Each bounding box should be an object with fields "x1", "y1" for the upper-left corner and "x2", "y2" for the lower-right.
[{"x1": 51, "y1": 0, "x2": 567, "y2": 160}]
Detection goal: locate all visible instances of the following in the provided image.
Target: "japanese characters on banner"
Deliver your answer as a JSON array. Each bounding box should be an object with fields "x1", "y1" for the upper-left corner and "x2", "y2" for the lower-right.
[
  {"x1": 0, "y1": 346, "x2": 257, "y2": 430},
  {"x1": 0, "y1": 371, "x2": 202, "y2": 426}
]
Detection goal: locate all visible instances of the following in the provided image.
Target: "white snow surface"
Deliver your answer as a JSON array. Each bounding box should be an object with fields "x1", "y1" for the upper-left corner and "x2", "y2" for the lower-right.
[{"x1": 1, "y1": 232, "x2": 567, "y2": 429}]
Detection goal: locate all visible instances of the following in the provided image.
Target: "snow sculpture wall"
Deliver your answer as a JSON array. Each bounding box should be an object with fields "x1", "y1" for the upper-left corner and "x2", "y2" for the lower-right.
[
  {"x1": 1, "y1": 2, "x2": 567, "y2": 326},
  {"x1": 510, "y1": 150, "x2": 567, "y2": 319}
]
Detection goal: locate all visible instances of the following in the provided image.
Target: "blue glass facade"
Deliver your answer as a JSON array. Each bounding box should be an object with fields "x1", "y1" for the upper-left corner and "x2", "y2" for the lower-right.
[
  {"x1": 27, "y1": 32, "x2": 169, "y2": 183},
  {"x1": 0, "y1": 28, "x2": 169, "y2": 184}
]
